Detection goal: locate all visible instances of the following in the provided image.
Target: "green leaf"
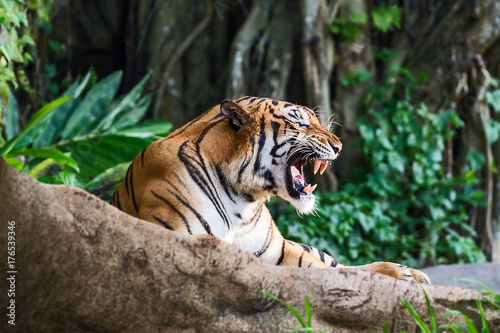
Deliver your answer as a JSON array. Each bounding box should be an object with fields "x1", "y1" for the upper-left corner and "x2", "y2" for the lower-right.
[
  {"x1": 388, "y1": 5, "x2": 402, "y2": 28},
  {"x1": 401, "y1": 299, "x2": 431, "y2": 333},
  {"x1": 2, "y1": 156, "x2": 23, "y2": 170},
  {"x1": 0, "y1": 96, "x2": 71, "y2": 156},
  {"x1": 5, "y1": 87, "x2": 19, "y2": 140},
  {"x1": 94, "y1": 72, "x2": 151, "y2": 133},
  {"x1": 83, "y1": 161, "x2": 131, "y2": 190},
  {"x1": 421, "y1": 286, "x2": 437, "y2": 332},
  {"x1": 485, "y1": 89, "x2": 500, "y2": 112},
  {"x1": 263, "y1": 291, "x2": 308, "y2": 328},
  {"x1": 8, "y1": 148, "x2": 79, "y2": 171},
  {"x1": 32, "y1": 77, "x2": 83, "y2": 148},
  {"x1": 111, "y1": 94, "x2": 151, "y2": 130},
  {"x1": 61, "y1": 70, "x2": 123, "y2": 139},
  {"x1": 304, "y1": 295, "x2": 312, "y2": 327},
  {"x1": 462, "y1": 313, "x2": 479, "y2": 333},
  {"x1": 115, "y1": 119, "x2": 172, "y2": 138},
  {"x1": 372, "y1": 7, "x2": 393, "y2": 33},
  {"x1": 475, "y1": 299, "x2": 489, "y2": 333},
  {"x1": 485, "y1": 119, "x2": 500, "y2": 145}
]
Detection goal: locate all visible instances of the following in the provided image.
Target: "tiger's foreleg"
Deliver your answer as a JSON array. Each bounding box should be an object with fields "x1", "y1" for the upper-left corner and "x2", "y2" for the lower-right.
[{"x1": 285, "y1": 240, "x2": 430, "y2": 284}]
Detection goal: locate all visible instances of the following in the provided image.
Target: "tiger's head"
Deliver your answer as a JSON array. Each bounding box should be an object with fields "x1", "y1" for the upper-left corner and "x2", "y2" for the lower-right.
[{"x1": 218, "y1": 97, "x2": 342, "y2": 214}]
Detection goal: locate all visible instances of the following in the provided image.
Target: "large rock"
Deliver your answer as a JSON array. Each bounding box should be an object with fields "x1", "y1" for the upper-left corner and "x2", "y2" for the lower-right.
[
  {"x1": 423, "y1": 263, "x2": 500, "y2": 293},
  {"x1": 1, "y1": 157, "x2": 499, "y2": 332}
]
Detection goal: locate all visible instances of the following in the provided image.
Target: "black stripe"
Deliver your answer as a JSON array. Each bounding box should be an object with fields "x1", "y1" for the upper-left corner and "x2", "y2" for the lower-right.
[
  {"x1": 254, "y1": 223, "x2": 274, "y2": 257},
  {"x1": 216, "y1": 166, "x2": 235, "y2": 203},
  {"x1": 298, "y1": 253, "x2": 303, "y2": 267},
  {"x1": 115, "y1": 190, "x2": 123, "y2": 211},
  {"x1": 129, "y1": 163, "x2": 139, "y2": 213},
  {"x1": 124, "y1": 165, "x2": 131, "y2": 196},
  {"x1": 249, "y1": 97, "x2": 258, "y2": 104},
  {"x1": 253, "y1": 116, "x2": 266, "y2": 171},
  {"x1": 299, "y1": 243, "x2": 310, "y2": 252},
  {"x1": 153, "y1": 215, "x2": 173, "y2": 230},
  {"x1": 257, "y1": 98, "x2": 266, "y2": 105},
  {"x1": 178, "y1": 126, "x2": 232, "y2": 228},
  {"x1": 239, "y1": 204, "x2": 264, "y2": 236},
  {"x1": 276, "y1": 240, "x2": 285, "y2": 265},
  {"x1": 263, "y1": 170, "x2": 276, "y2": 190},
  {"x1": 151, "y1": 190, "x2": 192, "y2": 234},
  {"x1": 140, "y1": 146, "x2": 148, "y2": 166},
  {"x1": 237, "y1": 158, "x2": 250, "y2": 183},
  {"x1": 163, "y1": 178, "x2": 213, "y2": 235},
  {"x1": 235, "y1": 96, "x2": 253, "y2": 103},
  {"x1": 319, "y1": 250, "x2": 325, "y2": 262},
  {"x1": 284, "y1": 103, "x2": 292, "y2": 108},
  {"x1": 272, "y1": 99, "x2": 278, "y2": 105}
]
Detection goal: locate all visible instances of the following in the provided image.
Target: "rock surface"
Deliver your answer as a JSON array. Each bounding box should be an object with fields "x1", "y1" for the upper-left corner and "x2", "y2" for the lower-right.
[
  {"x1": 423, "y1": 263, "x2": 500, "y2": 293},
  {"x1": 1, "y1": 157, "x2": 499, "y2": 332}
]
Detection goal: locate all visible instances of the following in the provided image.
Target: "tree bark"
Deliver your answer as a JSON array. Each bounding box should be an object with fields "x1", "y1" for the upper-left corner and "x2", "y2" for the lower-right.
[{"x1": 1, "y1": 158, "x2": 499, "y2": 332}]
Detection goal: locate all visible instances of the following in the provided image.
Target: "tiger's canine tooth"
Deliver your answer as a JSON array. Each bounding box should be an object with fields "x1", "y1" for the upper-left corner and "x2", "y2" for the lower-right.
[
  {"x1": 303, "y1": 184, "x2": 311, "y2": 193},
  {"x1": 313, "y1": 159, "x2": 321, "y2": 174},
  {"x1": 320, "y1": 161, "x2": 328, "y2": 175},
  {"x1": 310, "y1": 184, "x2": 317, "y2": 192}
]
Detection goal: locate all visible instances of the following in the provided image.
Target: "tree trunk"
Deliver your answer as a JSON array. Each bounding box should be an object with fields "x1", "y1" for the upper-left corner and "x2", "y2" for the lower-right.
[{"x1": 1, "y1": 158, "x2": 499, "y2": 332}]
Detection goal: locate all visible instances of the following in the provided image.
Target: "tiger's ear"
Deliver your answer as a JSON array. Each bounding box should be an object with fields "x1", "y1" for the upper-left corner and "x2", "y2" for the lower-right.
[{"x1": 220, "y1": 100, "x2": 250, "y2": 130}]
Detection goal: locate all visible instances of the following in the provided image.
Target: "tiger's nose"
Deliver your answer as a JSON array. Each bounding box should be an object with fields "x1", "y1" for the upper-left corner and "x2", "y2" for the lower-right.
[{"x1": 329, "y1": 141, "x2": 342, "y2": 154}]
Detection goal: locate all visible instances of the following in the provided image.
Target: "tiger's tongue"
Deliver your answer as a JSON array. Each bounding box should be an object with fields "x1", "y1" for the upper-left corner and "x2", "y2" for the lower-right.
[{"x1": 291, "y1": 165, "x2": 304, "y2": 185}]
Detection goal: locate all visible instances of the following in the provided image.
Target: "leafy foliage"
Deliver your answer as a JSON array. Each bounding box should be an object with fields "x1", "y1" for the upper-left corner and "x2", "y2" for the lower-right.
[
  {"x1": 273, "y1": 66, "x2": 486, "y2": 267},
  {"x1": 0, "y1": 70, "x2": 172, "y2": 197}
]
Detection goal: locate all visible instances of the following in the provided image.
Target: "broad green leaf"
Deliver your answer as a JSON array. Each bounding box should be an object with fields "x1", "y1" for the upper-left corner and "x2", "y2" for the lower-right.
[
  {"x1": 116, "y1": 119, "x2": 172, "y2": 138},
  {"x1": 94, "y1": 72, "x2": 151, "y2": 132},
  {"x1": 5, "y1": 87, "x2": 18, "y2": 140},
  {"x1": 0, "y1": 96, "x2": 71, "y2": 156},
  {"x1": 84, "y1": 161, "x2": 131, "y2": 190},
  {"x1": 388, "y1": 5, "x2": 401, "y2": 28},
  {"x1": 9, "y1": 148, "x2": 79, "y2": 171},
  {"x1": 485, "y1": 119, "x2": 500, "y2": 145},
  {"x1": 32, "y1": 78, "x2": 82, "y2": 148},
  {"x1": 111, "y1": 94, "x2": 151, "y2": 131},
  {"x1": 28, "y1": 158, "x2": 56, "y2": 179},
  {"x1": 372, "y1": 7, "x2": 393, "y2": 33},
  {"x1": 2, "y1": 156, "x2": 23, "y2": 170},
  {"x1": 61, "y1": 70, "x2": 123, "y2": 139}
]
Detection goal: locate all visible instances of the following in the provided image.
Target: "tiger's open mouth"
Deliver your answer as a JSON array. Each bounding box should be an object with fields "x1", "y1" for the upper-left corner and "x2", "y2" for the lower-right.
[{"x1": 286, "y1": 155, "x2": 332, "y2": 199}]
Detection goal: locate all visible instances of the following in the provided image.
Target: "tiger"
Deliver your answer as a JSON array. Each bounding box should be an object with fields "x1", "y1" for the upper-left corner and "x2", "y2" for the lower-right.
[{"x1": 110, "y1": 96, "x2": 430, "y2": 284}]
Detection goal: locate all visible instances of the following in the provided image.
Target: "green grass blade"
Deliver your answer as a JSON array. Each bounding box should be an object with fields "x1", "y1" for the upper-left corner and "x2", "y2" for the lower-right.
[
  {"x1": 0, "y1": 96, "x2": 71, "y2": 156},
  {"x1": 462, "y1": 313, "x2": 480, "y2": 333},
  {"x1": 482, "y1": 297, "x2": 500, "y2": 310},
  {"x1": 401, "y1": 299, "x2": 432, "y2": 333},
  {"x1": 440, "y1": 324, "x2": 466, "y2": 333},
  {"x1": 475, "y1": 299, "x2": 489, "y2": 333},
  {"x1": 290, "y1": 328, "x2": 324, "y2": 332},
  {"x1": 263, "y1": 291, "x2": 308, "y2": 328},
  {"x1": 304, "y1": 295, "x2": 311, "y2": 327},
  {"x1": 6, "y1": 88, "x2": 19, "y2": 140},
  {"x1": 383, "y1": 318, "x2": 389, "y2": 333},
  {"x1": 420, "y1": 286, "x2": 438, "y2": 332}
]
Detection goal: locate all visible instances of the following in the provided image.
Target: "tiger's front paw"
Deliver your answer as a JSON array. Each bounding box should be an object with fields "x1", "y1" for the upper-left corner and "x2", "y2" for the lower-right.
[{"x1": 364, "y1": 262, "x2": 431, "y2": 284}]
